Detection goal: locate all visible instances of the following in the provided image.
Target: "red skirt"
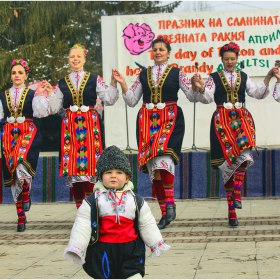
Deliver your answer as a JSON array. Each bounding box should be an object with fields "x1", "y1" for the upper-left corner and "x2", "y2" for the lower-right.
[
  {"x1": 60, "y1": 108, "x2": 103, "y2": 177},
  {"x1": 137, "y1": 103, "x2": 178, "y2": 169},
  {"x1": 2, "y1": 119, "x2": 37, "y2": 184},
  {"x1": 212, "y1": 106, "x2": 256, "y2": 166}
]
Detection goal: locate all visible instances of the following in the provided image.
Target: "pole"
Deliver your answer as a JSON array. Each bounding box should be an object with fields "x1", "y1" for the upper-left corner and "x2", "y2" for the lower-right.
[{"x1": 125, "y1": 103, "x2": 132, "y2": 153}]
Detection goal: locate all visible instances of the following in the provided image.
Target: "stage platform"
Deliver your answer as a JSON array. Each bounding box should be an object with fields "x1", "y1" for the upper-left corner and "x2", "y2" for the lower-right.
[{"x1": 1, "y1": 147, "x2": 280, "y2": 204}]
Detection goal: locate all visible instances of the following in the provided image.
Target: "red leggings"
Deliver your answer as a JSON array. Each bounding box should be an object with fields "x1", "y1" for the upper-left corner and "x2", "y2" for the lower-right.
[{"x1": 71, "y1": 181, "x2": 94, "y2": 209}]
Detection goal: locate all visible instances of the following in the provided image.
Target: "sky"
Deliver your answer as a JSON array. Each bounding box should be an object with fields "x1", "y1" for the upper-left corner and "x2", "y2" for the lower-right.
[{"x1": 173, "y1": 0, "x2": 280, "y2": 12}]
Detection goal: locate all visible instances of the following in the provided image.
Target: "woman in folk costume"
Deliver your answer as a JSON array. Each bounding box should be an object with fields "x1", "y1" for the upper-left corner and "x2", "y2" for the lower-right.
[
  {"x1": 48, "y1": 43, "x2": 119, "y2": 209},
  {"x1": 0, "y1": 59, "x2": 53, "y2": 232},
  {"x1": 191, "y1": 42, "x2": 277, "y2": 226},
  {"x1": 113, "y1": 35, "x2": 196, "y2": 229}
]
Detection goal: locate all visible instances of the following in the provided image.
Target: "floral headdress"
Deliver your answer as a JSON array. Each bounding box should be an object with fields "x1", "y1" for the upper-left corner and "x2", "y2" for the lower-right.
[
  {"x1": 156, "y1": 35, "x2": 172, "y2": 44},
  {"x1": 72, "y1": 43, "x2": 88, "y2": 55},
  {"x1": 12, "y1": 58, "x2": 30, "y2": 72},
  {"x1": 223, "y1": 42, "x2": 240, "y2": 54}
]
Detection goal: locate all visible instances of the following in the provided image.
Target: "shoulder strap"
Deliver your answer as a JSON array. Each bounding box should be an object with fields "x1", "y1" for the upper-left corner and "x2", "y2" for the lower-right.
[
  {"x1": 134, "y1": 194, "x2": 144, "y2": 234},
  {"x1": 85, "y1": 194, "x2": 99, "y2": 246}
]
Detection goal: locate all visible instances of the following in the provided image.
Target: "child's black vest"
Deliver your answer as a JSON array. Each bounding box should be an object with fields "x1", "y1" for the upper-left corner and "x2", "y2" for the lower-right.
[
  {"x1": 83, "y1": 192, "x2": 145, "y2": 278},
  {"x1": 85, "y1": 192, "x2": 145, "y2": 245}
]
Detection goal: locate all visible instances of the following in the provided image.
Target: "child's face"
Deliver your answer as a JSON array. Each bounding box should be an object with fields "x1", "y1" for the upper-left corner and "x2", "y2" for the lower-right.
[{"x1": 102, "y1": 169, "x2": 129, "y2": 189}]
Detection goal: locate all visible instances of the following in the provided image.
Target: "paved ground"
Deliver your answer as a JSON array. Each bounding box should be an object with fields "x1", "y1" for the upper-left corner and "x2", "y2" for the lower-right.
[{"x1": 1, "y1": 197, "x2": 280, "y2": 279}]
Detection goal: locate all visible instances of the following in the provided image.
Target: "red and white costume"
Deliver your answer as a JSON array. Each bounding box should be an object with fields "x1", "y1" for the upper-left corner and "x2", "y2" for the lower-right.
[{"x1": 63, "y1": 180, "x2": 171, "y2": 265}]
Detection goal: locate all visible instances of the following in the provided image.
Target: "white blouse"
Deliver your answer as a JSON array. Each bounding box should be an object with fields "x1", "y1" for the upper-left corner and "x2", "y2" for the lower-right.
[
  {"x1": 123, "y1": 62, "x2": 196, "y2": 108},
  {"x1": 0, "y1": 85, "x2": 51, "y2": 119},
  {"x1": 194, "y1": 70, "x2": 269, "y2": 104},
  {"x1": 271, "y1": 82, "x2": 280, "y2": 102},
  {"x1": 48, "y1": 70, "x2": 119, "y2": 114}
]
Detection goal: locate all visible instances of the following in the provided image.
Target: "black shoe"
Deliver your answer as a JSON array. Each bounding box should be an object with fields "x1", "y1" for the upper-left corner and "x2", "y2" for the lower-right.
[
  {"x1": 17, "y1": 217, "x2": 26, "y2": 232},
  {"x1": 228, "y1": 218, "x2": 238, "y2": 227},
  {"x1": 22, "y1": 199, "x2": 31, "y2": 212},
  {"x1": 232, "y1": 195, "x2": 242, "y2": 209},
  {"x1": 234, "y1": 200, "x2": 242, "y2": 209},
  {"x1": 157, "y1": 216, "x2": 170, "y2": 230},
  {"x1": 166, "y1": 204, "x2": 176, "y2": 223}
]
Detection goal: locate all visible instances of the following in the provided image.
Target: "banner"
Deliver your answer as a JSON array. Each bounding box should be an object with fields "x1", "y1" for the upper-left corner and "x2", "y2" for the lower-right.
[{"x1": 101, "y1": 9, "x2": 280, "y2": 150}]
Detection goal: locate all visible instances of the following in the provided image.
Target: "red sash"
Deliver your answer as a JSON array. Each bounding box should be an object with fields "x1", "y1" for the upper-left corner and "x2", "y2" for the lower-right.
[
  {"x1": 138, "y1": 103, "x2": 177, "y2": 169},
  {"x1": 214, "y1": 106, "x2": 256, "y2": 165},
  {"x1": 2, "y1": 119, "x2": 37, "y2": 180},
  {"x1": 60, "y1": 108, "x2": 103, "y2": 176}
]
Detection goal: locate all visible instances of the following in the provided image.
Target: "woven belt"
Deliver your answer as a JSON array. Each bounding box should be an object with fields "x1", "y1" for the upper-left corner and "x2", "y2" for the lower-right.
[
  {"x1": 217, "y1": 102, "x2": 243, "y2": 109},
  {"x1": 143, "y1": 101, "x2": 177, "y2": 110}
]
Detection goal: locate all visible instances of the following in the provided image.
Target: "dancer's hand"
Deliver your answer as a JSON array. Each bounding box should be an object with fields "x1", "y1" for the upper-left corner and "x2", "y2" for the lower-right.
[
  {"x1": 112, "y1": 69, "x2": 125, "y2": 84},
  {"x1": 191, "y1": 73, "x2": 204, "y2": 92},
  {"x1": 38, "y1": 80, "x2": 53, "y2": 96},
  {"x1": 272, "y1": 66, "x2": 280, "y2": 81}
]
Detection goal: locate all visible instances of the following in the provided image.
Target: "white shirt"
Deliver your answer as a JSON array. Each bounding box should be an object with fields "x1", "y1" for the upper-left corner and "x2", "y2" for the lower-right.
[
  {"x1": 271, "y1": 82, "x2": 280, "y2": 102},
  {"x1": 48, "y1": 70, "x2": 119, "y2": 114},
  {"x1": 123, "y1": 62, "x2": 196, "y2": 108},
  {"x1": 194, "y1": 70, "x2": 269, "y2": 104}
]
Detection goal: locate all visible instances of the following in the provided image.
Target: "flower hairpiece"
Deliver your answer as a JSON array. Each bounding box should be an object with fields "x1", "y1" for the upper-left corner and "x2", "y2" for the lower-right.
[
  {"x1": 72, "y1": 43, "x2": 88, "y2": 55},
  {"x1": 156, "y1": 35, "x2": 172, "y2": 44},
  {"x1": 12, "y1": 58, "x2": 30, "y2": 72},
  {"x1": 223, "y1": 42, "x2": 240, "y2": 53}
]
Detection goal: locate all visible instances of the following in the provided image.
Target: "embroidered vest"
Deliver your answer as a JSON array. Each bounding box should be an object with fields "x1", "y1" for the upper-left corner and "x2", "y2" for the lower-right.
[
  {"x1": 140, "y1": 66, "x2": 180, "y2": 103},
  {"x1": 210, "y1": 71, "x2": 247, "y2": 104},
  {"x1": 0, "y1": 88, "x2": 35, "y2": 118},
  {"x1": 58, "y1": 72, "x2": 98, "y2": 107}
]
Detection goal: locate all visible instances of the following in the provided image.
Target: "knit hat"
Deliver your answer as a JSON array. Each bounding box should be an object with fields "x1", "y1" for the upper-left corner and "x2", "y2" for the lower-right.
[{"x1": 96, "y1": 145, "x2": 132, "y2": 181}]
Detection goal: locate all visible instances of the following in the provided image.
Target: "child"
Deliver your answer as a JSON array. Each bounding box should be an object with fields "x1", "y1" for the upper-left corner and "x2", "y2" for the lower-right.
[{"x1": 63, "y1": 145, "x2": 171, "y2": 279}]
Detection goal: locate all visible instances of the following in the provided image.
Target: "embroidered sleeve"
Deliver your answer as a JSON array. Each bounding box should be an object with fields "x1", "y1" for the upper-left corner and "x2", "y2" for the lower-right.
[
  {"x1": 205, "y1": 76, "x2": 215, "y2": 91},
  {"x1": 47, "y1": 84, "x2": 63, "y2": 114},
  {"x1": 150, "y1": 240, "x2": 171, "y2": 258},
  {"x1": 246, "y1": 75, "x2": 269, "y2": 99},
  {"x1": 63, "y1": 245, "x2": 85, "y2": 265},
  {"x1": 122, "y1": 76, "x2": 143, "y2": 108},
  {"x1": 194, "y1": 76, "x2": 215, "y2": 104},
  {"x1": 179, "y1": 70, "x2": 192, "y2": 91},
  {"x1": 32, "y1": 95, "x2": 51, "y2": 118},
  {"x1": 96, "y1": 75, "x2": 119, "y2": 106},
  {"x1": 63, "y1": 200, "x2": 92, "y2": 265},
  {"x1": 178, "y1": 70, "x2": 198, "y2": 102},
  {"x1": 272, "y1": 83, "x2": 280, "y2": 102},
  {"x1": 138, "y1": 202, "x2": 171, "y2": 257},
  {"x1": 97, "y1": 75, "x2": 107, "y2": 88}
]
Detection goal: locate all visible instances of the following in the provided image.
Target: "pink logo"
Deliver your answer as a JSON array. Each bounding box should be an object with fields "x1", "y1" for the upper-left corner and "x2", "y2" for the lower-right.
[{"x1": 122, "y1": 23, "x2": 155, "y2": 55}]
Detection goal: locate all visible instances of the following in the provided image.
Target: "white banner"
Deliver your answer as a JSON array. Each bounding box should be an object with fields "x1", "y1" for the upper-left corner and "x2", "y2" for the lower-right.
[{"x1": 101, "y1": 9, "x2": 280, "y2": 150}]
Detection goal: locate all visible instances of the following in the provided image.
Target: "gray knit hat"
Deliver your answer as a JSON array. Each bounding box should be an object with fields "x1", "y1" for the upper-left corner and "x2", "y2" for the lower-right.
[{"x1": 96, "y1": 145, "x2": 132, "y2": 181}]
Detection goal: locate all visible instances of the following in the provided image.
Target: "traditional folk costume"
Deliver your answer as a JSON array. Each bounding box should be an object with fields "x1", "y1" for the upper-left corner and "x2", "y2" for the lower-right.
[
  {"x1": 194, "y1": 69, "x2": 270, "y2": 225},
  {"x1": 123, "y1": 62, "x2": 195, "y2": 228},
  {"x1": 49, "y1": 70, "x2": 119, "y2": 209},
  {"x1": 272, "y1": 82, "x2": 280, "y2": 102},
  {"x1": 63, "y1": 145, "x2": 170, "y2": 279},
  {"x1": 0, "y1": 85, "x2": 51, "y2": 231}
]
